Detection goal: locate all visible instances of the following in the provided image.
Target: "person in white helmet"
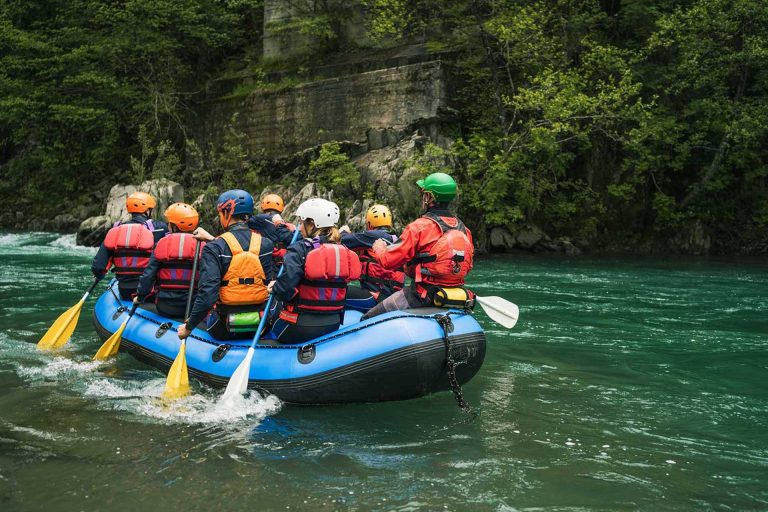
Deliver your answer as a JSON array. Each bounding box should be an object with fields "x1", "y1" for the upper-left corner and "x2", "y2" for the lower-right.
[{"x1": 266, "y1": 198, "x2": 361, "y2": 343}]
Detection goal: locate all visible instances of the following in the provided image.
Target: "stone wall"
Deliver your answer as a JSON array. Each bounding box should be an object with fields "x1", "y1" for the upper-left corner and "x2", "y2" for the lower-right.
[{"x1": 197, "y1": 60, "x2": 449, "y2": 158}]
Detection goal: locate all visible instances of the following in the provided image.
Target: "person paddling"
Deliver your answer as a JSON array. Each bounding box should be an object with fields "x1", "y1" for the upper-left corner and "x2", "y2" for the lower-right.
[
  {"x1": 266, "y1": 198, "x2": 361, "y2": 343},
  {"x1": 91, "y1": 191, "x2": 169, "y2": 300},
  {"x1": 361, "y1": 173, "x2": 475, "y2": 319},
  {"x1": 340, "y1": 204, "x2": 405, "y2": 310},
  {"x1": 178, "y1": 190, "x2": 274, "y2": 341},
  {"x1": 134, "y1": 203, "x2": 204, "y2": 319}
]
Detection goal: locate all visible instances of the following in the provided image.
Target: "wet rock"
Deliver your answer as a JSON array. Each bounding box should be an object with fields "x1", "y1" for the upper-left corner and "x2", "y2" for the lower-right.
[
  {"x1": 344, "y1": 199, "x2": 374, "y2": 231},
  {"x1": 52, "y1": 214, "x2": 80, "y2": 231},
  {"x1": 489, "y1": 227, "x2": 516, "y2": 251},
  {"x1": 76, "y1": 215, "x2": 112, "y2": 247},
  {"x1": 670, "y1": 220, "x2": 711, "y2": 255},
  {"x1": 104, "y1": 179, "x2": 184, "y2": 222},
  {"x1": 516, "y1": 225, "x2": 546, "y2": 249},
  {"x1": 559, "y1": 238, "x2": 582, "y2": 256}
]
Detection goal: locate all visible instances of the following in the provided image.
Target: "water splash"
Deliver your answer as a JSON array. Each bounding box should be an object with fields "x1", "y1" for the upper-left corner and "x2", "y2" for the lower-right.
[{"x1": 83, "y1": 377, "x2": 282, "y2": 426}]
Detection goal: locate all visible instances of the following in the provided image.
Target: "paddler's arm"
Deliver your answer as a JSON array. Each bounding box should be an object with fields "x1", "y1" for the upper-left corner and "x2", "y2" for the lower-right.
[
  {"x1": 91, "y1": 243, "x2": 112, "y2": 279},
  {"x1": 136, "y1": 254, "x2": 161, "y2": 302},
  {"x1": 271, "y1": 241, "x2": 307, "y2": 302},
  {"x1": 181, "y1": 242, "x2": 223, "y2": 337},
  {"x1": 372, "y1": 224, "x2": 419, "y2": 270}
]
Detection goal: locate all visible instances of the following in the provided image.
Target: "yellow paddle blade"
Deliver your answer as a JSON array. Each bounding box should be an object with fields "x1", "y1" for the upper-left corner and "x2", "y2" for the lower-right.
[
  {"x1": 37, "y1": 299, "x2": 85, "y2": 350},
  {"x1": 162, "y1": 341, "x2": 190, "y2": 400},
  {"x1": 93, "y1": 319, "x2": 127, "y2": 360}
]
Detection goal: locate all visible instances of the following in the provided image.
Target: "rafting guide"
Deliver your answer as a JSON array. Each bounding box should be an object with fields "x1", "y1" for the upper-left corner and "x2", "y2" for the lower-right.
[{"x1": 35, "y1": 173, "x2": 519, "y2": 409}]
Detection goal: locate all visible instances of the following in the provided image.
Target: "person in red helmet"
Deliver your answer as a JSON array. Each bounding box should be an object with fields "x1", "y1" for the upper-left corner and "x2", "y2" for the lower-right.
[
  {"x1": 135, "y1": 203, "x2": 204, "y2": 319},
  {"x1": 91, "y1": 191, "x2": 169, "y2": 300},
  {"x1": 361, "y1": 173, "x2": 475, "y2": 320}
]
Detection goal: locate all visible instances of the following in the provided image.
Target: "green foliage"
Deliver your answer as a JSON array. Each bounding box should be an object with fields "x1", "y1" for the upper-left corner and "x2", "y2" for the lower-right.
[{"x1": 308, "y1": 142, "x2": 360, "y2": 204}]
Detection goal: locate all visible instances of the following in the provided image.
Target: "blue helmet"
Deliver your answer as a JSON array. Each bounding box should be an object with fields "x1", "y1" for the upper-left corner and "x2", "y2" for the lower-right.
[{"x1": 216, "y1": 189, "x2": 254, "y2": 216}]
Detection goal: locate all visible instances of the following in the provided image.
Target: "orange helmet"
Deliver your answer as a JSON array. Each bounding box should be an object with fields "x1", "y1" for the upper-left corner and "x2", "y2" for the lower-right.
[
  {"x1": 260, "y1": 193, "x2": 285, "y2": 213},
  {"x1": 164, "y1": 202, "x2": 199, "y2": 232},
  {"x1": 126, "y1": 191, "x2": 157, "y2": 213},
  {"x1": 365, "y1": 204, "x2": 392, "y2": 228}
]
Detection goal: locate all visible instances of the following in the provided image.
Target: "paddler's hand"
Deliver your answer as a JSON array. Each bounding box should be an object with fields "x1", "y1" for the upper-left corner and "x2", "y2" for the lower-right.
[
  {"x1": 272, "y1": 214, "x2": 284, "y2": 225},
  {"x1": 339, "y1": 224, "x2": 351, "y2": 234},
  {"x1": 192, "y1": 227, "x2": 214, "y2": 242},
  {"x1": 177, "y1": 323, "x2": 191, "y2": 340},
  {"x1": 372, "y1": 238, "x2": 387, "y2": 256},
  {"x1": 267, "y1": 280, "x2": 276, "y2": 294},
  {"x1": 132, "y1": 296, "x2": 139, "y2": 305}
]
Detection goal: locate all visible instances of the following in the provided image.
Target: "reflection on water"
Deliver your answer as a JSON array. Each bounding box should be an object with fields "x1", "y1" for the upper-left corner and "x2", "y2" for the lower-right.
[{"x1": 1, "y1": 234, "x2": 767, "y2": 510}]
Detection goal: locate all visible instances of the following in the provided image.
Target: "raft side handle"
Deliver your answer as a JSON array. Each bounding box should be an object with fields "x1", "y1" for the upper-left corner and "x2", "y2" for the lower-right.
[
  {"x1": 212, "y1": 344, "x2": 231, "y2": 363},
  {"x1": 298, "y1": 344, "x2": 316, "y2": 364},
  {"x1": 155, "y1": 322, "x2": 172, "y2": 338}
]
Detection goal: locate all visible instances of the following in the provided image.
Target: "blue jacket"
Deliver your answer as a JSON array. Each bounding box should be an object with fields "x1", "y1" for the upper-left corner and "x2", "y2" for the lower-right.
[
  {"x1": 91, "y1": 214, "x2": 169, "y2": 284},
  {"x1": 248, "y1": 214, "x2": 295, "y2": 247},
  {"x1": 186, "y1": 223, "x2": 274, "y2": 327},
  {"x1": 340, "y1": 228, "x2": 398, "y2": 250}
]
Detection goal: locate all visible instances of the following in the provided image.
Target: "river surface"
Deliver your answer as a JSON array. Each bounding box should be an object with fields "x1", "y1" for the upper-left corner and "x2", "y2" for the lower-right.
[{"x1": 0, "y1": 232, "x2": 766, "y2": 511}]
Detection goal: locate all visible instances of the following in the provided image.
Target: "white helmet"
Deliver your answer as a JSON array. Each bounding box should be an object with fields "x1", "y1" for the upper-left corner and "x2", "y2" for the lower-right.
[{"x1": 295, "y1": 198, "x2": 340, "y2": 228}]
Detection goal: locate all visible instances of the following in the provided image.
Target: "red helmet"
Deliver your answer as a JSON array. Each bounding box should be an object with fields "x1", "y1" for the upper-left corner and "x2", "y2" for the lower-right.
[
  {"x1": 126, "y1": 192, "x2": 157, "y2": 213},
  {"x1": 164, "y1": 203, "x2": 199, "y2": 232}
]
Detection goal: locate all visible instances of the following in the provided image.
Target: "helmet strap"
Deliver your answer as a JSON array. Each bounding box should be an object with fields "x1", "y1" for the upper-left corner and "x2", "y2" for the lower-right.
[{"x1": 421, "y1": 191, "x2": 436, "y2": 211}]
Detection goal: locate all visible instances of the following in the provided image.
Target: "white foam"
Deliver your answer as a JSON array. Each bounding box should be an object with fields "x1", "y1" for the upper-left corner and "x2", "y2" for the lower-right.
[
  {"x1": 49, "y1": 234, "x2": 98, "y2": 255},
  {"x1": 16, "y1": 357, "x2": 104, "y2": 380},
  {"x1": 83, "y1": 377, "x2": 282, "y2": 426}
]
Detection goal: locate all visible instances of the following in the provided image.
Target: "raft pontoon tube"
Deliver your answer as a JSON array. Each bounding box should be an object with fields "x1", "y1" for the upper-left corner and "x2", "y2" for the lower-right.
[{"x1": 93, "y1": 282, "x2": 486, "y2": 404}]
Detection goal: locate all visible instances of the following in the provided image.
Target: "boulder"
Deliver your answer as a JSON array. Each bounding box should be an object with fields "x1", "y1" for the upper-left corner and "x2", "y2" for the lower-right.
[
  {"x1": 559, "y1": 238, "x2": 582, "y2": 256},
  {"x1": 104, "y1": 179, "x2": 184, "y2": 223},
  {"x1": 52, "y1": 214, "x2": 80, "y2": 231},
  {"x1": 344, "y1": 199, "x2": 374, "y2": 232},
  {"x1": 670, "y1": 220, "x2": 711, "y2": 255},
  {"x1": 354, "y1": 132, "x2": 428, "y2": 231},
  {"x1": 282, "y1": 183, "x2": 332, "y2": 221},
  {"x1": 515, "y1": 225, "x2": 547, "y2": 249},
  {"x1": 489, "y1": 227, "x2": 516, "y2": 251},
  {"x1": 76, "y1": 215, "x2": 112, "y2": 247}
]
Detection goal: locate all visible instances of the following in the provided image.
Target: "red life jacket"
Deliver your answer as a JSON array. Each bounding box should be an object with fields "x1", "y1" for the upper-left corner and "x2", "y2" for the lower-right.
[
  {"x1": 103, "y1": 223, "x2": 155, "y2": 276},
  {"x1": 409, "y1": 212, "x2": 474, "y2": 288},
  {"x1": 282, "y1": 241, "x2": 361, "y2": 321},
  {"x1": 353, "y1": 239, "x2": 405, "y2": 293},
  {"x1": 153, "y1": 233, "x2": 204, "y2": 291}
]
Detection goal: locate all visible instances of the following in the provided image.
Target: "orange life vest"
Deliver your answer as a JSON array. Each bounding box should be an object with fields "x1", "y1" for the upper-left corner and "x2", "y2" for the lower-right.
[
  {"x1": 219, "y1": 231, "x2": 269, "y2": 306},
  {"x1": 280, "y1": 241, "x2": 361, "y2": 322},
  {"x1": 103, "y1": 223, "x2": 155, "y2": 276},
  {"x1": 154, "y1": 233, "x2": 204, "y2": 291},
  {"x1": 408, "y1": 212, "x2": 473, "y2": 287}
]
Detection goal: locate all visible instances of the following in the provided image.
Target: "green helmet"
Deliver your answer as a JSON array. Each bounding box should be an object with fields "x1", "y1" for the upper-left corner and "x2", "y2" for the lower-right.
[{"x1": 416, "y1": 172, "x2": 457, "y2": 202}]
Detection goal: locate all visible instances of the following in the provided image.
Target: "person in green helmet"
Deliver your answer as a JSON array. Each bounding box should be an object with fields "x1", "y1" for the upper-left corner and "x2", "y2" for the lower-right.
[{"x1": 361, "y1": 172, "x2": 475, "y2": 319}]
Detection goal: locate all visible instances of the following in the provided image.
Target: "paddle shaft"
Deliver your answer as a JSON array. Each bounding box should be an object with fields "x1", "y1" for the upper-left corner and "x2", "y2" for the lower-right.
[
  {"x1": 183, "y1": 240, "x2": 202, "y2": 320},
  {"x1": 82, "y1": 276, "x2": 102, "y2": 301},
  {"x1": 246, "y1": 228, "x2": 302, "y2": 350}
]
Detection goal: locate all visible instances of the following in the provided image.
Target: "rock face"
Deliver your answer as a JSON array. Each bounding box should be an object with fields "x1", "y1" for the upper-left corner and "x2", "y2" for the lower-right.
[
  {"x1": 199, "y1": 61, "x2": 449, "y2": 159},
  {"x1": 76, "y1": 179, "x2": 185, "y2": 246},
  {"x1": 76, "y1": 216, "x2": 112, "y2": 247},
  {"x1": 104, "y1": 179, "x2": 184, "y2": 223}
]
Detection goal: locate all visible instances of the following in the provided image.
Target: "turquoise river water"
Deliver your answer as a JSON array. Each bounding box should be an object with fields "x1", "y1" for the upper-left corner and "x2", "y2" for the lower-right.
[{"x1": 0, "y1": 232, "x2": 766, "y2": 511}]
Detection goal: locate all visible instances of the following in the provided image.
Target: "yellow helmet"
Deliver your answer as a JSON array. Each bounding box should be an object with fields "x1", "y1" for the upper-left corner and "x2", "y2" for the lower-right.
[
  {"x1": 126, "y1": 191, "x2": 156, "y2": 213},
  {"x1": 260, "y1": 193, "x2": 285, "y2": 213},
  {"x1": 365, "y1": 204, "x2": 392, "y2": 228},
  {"x1": 164, "y1": 202, "x2": 199, "y2": 232}
]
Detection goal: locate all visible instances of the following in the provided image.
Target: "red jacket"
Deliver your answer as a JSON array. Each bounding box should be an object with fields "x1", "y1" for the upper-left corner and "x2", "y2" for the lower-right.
[{"x1": 374, "y1": 210, "x2": 474, "y2": 292}]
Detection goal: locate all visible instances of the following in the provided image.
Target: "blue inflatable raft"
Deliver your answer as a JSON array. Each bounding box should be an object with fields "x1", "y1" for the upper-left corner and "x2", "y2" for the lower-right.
[{"x1": 92, "y1": 282, "x2": 486, "y2": 404}]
